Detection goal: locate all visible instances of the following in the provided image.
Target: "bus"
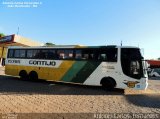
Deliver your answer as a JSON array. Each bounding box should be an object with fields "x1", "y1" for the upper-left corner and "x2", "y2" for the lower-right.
[{"x1": 5, "y1": 45, "x2": 148, "y2": 90}]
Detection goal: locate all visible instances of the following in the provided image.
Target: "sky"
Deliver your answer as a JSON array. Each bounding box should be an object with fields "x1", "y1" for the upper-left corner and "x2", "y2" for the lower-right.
[{"x1": 0, "y1": 0, "x2": 160, "y2": 59}]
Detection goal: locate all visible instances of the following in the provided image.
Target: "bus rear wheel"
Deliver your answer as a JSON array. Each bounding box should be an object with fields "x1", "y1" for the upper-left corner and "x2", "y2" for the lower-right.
[
  {"x1": 29, "y1": 71, "x2": 38, "y2": 81},
  {"x1": 19, "y1": 70, "x2": 28, "y2": 80},
  {"x1": 101, "y1": 77, "x2": 116, "y2": 91}
]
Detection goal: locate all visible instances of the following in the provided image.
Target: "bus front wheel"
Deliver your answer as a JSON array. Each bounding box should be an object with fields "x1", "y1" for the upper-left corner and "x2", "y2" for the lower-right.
[
  {"x1": 101, "y1": 77, "x2": 116, "y2": 91},
  {"x1": 29, "y1": 71, "x2": 38, "y2": 81}
]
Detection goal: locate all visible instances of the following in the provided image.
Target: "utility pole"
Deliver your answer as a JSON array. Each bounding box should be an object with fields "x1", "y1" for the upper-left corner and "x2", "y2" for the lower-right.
[
  {"x1": 121, "y1": 41, "x2": 122, "y2": 46},
  {"x1": 17, "y1": 27, "x2": 19, "y2": 35}
]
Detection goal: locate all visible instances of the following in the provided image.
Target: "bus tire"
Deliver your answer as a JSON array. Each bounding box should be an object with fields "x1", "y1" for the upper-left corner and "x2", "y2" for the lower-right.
[
  {"x1": 100, "y1": 77, "x2": 116, "y2": 91},
  {"x1": 19, "y1": 70, "x2": 28, "y2": 80},
  {"x1": 29, "y1": 71, "x2": 38, "y2": 81}
]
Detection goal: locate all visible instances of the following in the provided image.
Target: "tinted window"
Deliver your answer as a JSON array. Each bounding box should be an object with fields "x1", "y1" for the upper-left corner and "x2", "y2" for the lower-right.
[
  {"x1": 41, "y1": 50, "x2": 56, "y2": 59},
  {"x1": 20, "y1": 50, "x2": 26, "y2": 58},
  {"x1": 82, "y1": 49, "x2": 95, "y2": 60},
  {"x1": 75, "y1": 50, "x2": 82, "y2": 59},
  {"x1": 106, "y1": 48, "x2": 117, "y2": 62},
  {"x1": 64, "y1": 50, "x2": 73, "y2": 59},
  {"x1": 14, "y1": 50, "x2": 20, "y2": 58},
  {"x1": 57, "y1": 50, "x2": 74, "y2": 60},
  {"x1": 8, "y1": 49, "x2": 14, "y2": 58},
  {"x1": 98, "y1": 48, "x2": 117, "y2": 62},
  {"x1": 14, "y1": 50, "x2": 26, "y2": 58},
  {"x1": 75, "y1": 49, "x2": 96, "y2": 60},
  {"x1": 121, "y1": 48, "x2": 143, "y2": 79},
  {"x1": 57, "y1": 50, "x2": 65, "y2": 59},
  {"x1": 27, "y1": 50, "x2": 40, "y2": 59}
]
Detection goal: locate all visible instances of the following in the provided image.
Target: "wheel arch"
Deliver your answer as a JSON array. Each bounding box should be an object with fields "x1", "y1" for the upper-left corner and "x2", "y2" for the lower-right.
[{"x1": 100, "y1": 76, "x2": 117, "y2": 87}]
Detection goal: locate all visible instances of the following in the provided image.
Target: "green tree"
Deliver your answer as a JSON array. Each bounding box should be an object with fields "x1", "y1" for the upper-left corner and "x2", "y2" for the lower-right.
[
  {"x1": 44, "y1": 42, "x2": 55, "y2": 47},
  {"x1": 0, "y1": 33, "x2": 5, "y2": 37}
]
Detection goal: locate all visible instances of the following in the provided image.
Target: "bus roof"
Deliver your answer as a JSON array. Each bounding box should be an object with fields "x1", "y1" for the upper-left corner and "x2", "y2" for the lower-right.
[{"x1": 7, "y1": 45, "x2": 139, "y2": 49}]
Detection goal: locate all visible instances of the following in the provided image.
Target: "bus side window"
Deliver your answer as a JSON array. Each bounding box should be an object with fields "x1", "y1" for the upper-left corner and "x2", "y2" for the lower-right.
[
  {"x1": 47, "y1": 50, "x2": 56, "y2": 59},
  {"x1": 26, "y1": 50, "x2": 40, "y2": 59},
  {"x1": 89, "y1": 53, "x2": 94, "y2": 60},
  {"x1": 39, "y1": 52, "x2": 46, "y2": 59},
  {"x1": 33, "y1": 50, "x2": 40, "y2": 59},
  {"x1": 82, "y1": 54, "x2": 88, "y2": 60},
  {"x1": 98, "y1": 54, "x2": 106, "y2": 60},
  {"x1": 13, "y1": 49, "x2": 25, "y2": 58},
  {"x1": 27, "y1": 50, "x2": 32, "y2": 58},
  {"x1": 57, "y1": 50, "x2": 65, "y2": 59},
  {"x1": 106, "y1": 48, "x2": 117, "y2": 62},
  {"x1": 43, "y1": 50, "x2": 57, "y2": 59},
  {"x1": 75, "y1": 50, "x2": 82, "y2": 59},
  {"x1": 75, "y1": 49, "x2": 95, "y2": 60},
  {"x1": 81, "y1": 49, "x2": 93, "y2": 60},
  {"x1": 8, "y1": 49, "x2": 14, "y2": 58},
  {"x1": 14, "y1": 50, "x2": 21, "y2": 58},
  {"x1": 64, "y1": 50, "x2": 73, "y2": 59},
  {"x1": 20, "y1": 50, "x2": 26, "y2": 58}
]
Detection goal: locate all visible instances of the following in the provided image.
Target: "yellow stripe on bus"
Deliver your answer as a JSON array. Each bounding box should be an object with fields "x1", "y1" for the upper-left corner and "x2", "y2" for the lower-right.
[
  {"x1": 5, "y1": 61, "x2": 75, "y2": 81},
  {"x1": 48, "y1": 61, "x2": 75, "y2": 81}
]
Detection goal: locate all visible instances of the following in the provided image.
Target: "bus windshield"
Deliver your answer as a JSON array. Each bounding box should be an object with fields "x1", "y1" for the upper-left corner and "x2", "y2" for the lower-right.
[{"x1": 121, "y1": 48, "x2": 144, "y2": 79}]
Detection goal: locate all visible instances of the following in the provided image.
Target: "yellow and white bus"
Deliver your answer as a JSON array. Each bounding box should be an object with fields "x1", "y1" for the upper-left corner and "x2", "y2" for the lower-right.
[{"x1": 5, "y1": 45, "x2": 148, "y2": 90}]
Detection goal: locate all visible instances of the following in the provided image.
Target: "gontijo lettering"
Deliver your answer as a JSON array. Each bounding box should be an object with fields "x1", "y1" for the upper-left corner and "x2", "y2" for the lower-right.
[{"x1": 29, "y1": 60, "x2": 56, "y2": 66}]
